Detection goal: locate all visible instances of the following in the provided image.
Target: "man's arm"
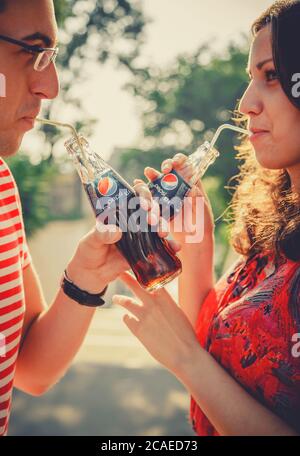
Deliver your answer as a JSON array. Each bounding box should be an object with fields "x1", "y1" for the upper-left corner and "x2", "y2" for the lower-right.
[
  {"x1": 13, "y1": 220, "x2": 133, "y2": 396},
  {"x1": 14, "y1": 261, "x2": 96, "y2": 396},
  {"x1": 13, "y1": 182, "x2": 169, "y2": 396}
]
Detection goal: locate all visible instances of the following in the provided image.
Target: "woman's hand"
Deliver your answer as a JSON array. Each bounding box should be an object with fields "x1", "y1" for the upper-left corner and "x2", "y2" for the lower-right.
[
  {"x1": 112, "y1": 271, "x2": 199, "y2": 376},
  {"x1": 135, "y1": 156, "x2": 215, "y2": 327},
  {"x1": 139, "y1": 152, "x2": 215, "y2": 246}
]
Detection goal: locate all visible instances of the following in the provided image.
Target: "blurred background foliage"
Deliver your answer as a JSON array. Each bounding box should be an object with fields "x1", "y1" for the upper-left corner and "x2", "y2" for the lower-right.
[
  {"x1": 7, "y1": 0, "x2": 147, "y2": 237},
  {"x1": 7, "y1": 0, "x2": 249, "y2": 274}
]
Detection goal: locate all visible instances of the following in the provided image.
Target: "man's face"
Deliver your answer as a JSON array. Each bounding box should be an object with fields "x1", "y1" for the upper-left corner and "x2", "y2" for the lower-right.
[{"x1": 0, "y1": 0, "x2": 59, "y2": 156}]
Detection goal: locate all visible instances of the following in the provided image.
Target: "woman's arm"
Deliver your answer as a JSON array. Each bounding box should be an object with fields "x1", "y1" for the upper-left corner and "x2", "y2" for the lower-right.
[
  {"x1": 113, "y1": 272, "x2": 299, "y2": 436},
  {"x1": 143, "y1": 154, "x2": 216, "y2": 328},
  {"x1": 180, "y1": 343, "x2": 298, "y2": 436},
  {"x1": 178, "y1": 239, "x2": 215, "y2": 327}
]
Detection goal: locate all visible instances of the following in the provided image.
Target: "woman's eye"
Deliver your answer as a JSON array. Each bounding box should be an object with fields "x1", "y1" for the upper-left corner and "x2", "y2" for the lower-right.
[{"x1": 265, "y1": 69, "x2": 278, "y2": 82}]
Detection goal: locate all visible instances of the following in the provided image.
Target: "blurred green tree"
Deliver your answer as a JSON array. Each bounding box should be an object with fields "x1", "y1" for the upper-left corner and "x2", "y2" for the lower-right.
[
  {"x1": 8, "y1": 0, "x2": 148, "y2": 237},
  {"x1": 110, "y1": 42, "x2": 249, "y2": 275},
  {"x1": 7, "y1": 154, "x2": 57, "y2": 238}
]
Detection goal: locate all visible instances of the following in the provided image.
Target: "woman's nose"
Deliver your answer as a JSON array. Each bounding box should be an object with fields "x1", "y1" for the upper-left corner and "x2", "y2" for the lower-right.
[{"x1": 239, "y1": 81, "x2": 263, "y2": 116}]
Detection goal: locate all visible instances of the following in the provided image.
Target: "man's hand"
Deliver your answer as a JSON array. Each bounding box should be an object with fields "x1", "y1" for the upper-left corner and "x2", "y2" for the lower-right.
[{"x1": 66, "y1": 182, "x2": 181, "y2": 294}]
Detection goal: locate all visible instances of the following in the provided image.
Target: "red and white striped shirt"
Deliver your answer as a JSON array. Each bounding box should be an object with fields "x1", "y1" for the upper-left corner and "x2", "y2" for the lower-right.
[{"x1": 0, "y1": 157, "x2": 31, "y2": 436}]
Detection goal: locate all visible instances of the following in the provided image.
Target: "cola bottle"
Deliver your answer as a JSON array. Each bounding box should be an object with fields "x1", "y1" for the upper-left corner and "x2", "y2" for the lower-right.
[
  {"x1": 148, "y1": 141, "x2": 219, "y2": 221},
  {"x1": 65, "y1": 135, "x2": 182, "y2": 292},
  {"x1": 148, "y1": 123, "x2": 249, "y2": 221}
]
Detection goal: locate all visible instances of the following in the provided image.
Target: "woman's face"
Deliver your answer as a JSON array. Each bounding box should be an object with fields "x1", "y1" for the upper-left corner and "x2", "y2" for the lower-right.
[{"x1": 239, "y1": 24, "x2": 300, "y2": 173}]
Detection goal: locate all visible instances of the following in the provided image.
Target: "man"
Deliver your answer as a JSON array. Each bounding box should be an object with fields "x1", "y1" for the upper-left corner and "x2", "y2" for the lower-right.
[{"x1": 0, "y1": 0, "x2": 153, "y2": 436}]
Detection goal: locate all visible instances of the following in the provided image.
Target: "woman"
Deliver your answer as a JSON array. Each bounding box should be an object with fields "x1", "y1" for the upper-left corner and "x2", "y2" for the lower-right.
[{"x1": 112, "y1": 0, "x2": 300, "y2": 436}]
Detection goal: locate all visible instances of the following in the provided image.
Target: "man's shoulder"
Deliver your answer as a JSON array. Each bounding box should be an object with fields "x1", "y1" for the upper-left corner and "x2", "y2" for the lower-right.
[{"x1": 0, "y1": 156, "x2": 19, "y2": 192}]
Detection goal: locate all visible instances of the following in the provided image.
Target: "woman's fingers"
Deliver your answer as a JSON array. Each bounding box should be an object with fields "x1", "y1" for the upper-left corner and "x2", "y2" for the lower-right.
[
  {"x1": 161, "y1": 159, "x2": 173, "y2": 173},
  {"x1": 118, "y1": 270, "x2": 168, "y2": 302},
  {"x1": 161, "y1": 153, "x2": 189, "y2": 173},
  {"x1": 144, "y1": 153, "x2": 190, "y2": 183},
  {"x1": 123, "y1": 314, "x2": 139, "y2": 335},
  {"x1": 172, "y1": 153, "x2": 188, "y2": 166},
  {"x1": 118, "y1": 271, "x2": 151, "y2": 301},
  {"x1": 112, "y1": 294, "x2": 144, "y2": 318},
  {"x1": 144, "y1": 167, "x2": 161, "y2": 181}
]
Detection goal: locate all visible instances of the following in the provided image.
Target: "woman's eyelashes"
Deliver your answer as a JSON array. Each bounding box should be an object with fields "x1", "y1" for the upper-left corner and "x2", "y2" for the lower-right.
[
  {"x1": 246, "y1": 69, "x2": 278, "y2": 83},
  {"x1": 265, "y1": 69, "x2": 278, "y2": 82}
]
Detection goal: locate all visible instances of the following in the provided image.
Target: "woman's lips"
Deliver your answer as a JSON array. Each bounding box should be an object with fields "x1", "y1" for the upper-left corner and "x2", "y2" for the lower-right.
[{"x1": 249, "y1": 130, "x2": 270, "y2": 142}]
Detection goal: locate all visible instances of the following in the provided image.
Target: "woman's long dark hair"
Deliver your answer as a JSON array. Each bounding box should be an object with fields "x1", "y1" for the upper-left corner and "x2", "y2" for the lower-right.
[{"x1": 228, "y1": 0, "x2": 300, "y2": 264}]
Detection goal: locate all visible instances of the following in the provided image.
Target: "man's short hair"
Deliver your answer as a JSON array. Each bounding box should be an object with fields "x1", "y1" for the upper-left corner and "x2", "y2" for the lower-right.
[{"x1": 0, "y1": 1, "x2": 6, "y2": 13}]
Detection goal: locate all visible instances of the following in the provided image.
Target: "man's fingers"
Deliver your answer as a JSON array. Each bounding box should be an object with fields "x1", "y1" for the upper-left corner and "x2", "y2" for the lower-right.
[
  {"x1": 156, "y1": 216, "x2": 171, "y2": 238},
  {"x1": 166, "y1": 239, "x2": 181, "y2": 252},
  {"x1": 93, "y1": 220, "x2": 123, "y2": 245},
  {"x1": 146, "y1": 198, "x2": 161, "y2": 226},
  {"x1": 133, "y1": 180, "x2": 153, "y2": 211}
]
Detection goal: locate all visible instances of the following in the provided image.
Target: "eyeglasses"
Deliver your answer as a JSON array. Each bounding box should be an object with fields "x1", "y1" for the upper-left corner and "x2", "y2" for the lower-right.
[{"x1": 0, "y1": 34, "x2": 59, "y2": 72}]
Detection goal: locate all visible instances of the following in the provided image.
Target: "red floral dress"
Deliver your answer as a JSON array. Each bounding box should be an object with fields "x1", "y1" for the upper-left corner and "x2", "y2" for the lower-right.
[{"x1": 190, "y1": 250, "x2": 300, "y2": 436}]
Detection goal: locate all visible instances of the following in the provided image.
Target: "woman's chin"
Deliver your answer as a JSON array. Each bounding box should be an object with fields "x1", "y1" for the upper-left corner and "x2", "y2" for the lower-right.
[{"x1": 253, "y1": 146, "x2": 284, "y2": 170}]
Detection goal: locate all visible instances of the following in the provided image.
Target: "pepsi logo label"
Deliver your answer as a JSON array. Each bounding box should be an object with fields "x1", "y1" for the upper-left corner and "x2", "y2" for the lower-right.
[
  {"x1": 96, "y1": 176, "x2": 118, "y2": 197},
  {"x1": 161, "y1": 173, "x2": 178, "y2": 191}
]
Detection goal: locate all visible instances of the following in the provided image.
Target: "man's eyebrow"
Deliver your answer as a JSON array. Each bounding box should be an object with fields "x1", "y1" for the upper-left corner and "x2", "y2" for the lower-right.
[
  {"x1": 21, "y1": 32, "x2": 56, "y2": 48},
  {"x1": 246, "y1": 58, "x2": 273, "y2": 76}
]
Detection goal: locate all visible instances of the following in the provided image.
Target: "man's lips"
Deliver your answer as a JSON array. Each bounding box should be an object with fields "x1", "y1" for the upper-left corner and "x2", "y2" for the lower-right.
[{"x1": 18, "y1": 115, "x2": 38, "y2": 130}]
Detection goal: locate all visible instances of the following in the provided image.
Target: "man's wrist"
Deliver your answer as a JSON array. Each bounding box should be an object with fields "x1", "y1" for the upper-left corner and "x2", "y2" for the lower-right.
[
  {"x1": 61, "y1": 269, "x2": 108, "y2": 307},
  {"x1": 66, "y1": 261, "x2": 108, "y2": 295}
]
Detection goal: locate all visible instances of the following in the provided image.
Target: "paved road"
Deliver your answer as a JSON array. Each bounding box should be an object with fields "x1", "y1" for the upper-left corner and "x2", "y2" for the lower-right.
[
  {"x1": 9, "y1": 306, "x2": 194, "y2": 436},
  {"x1": 9, "y1": 219, "x2": 236, "y2": 436}
]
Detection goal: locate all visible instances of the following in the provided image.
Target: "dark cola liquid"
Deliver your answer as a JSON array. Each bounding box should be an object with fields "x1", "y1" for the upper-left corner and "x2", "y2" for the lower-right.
[{"x1": 83, "y1": 177, "x2": 182, "y2": 291}]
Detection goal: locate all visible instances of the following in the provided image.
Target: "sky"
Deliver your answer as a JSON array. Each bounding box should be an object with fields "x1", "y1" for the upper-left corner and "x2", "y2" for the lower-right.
[{"x1": 24, "y1": 0, "x2": 274, "y2": 161}]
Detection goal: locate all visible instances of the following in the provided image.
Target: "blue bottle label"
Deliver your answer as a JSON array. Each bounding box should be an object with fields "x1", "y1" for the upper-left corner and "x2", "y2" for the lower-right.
[
  {"x1": 148, "y1": 169, "x2": 191, "y2": 221},
  {"x1": 85, "y1": 170, "x2": 135, "y2": 218}
]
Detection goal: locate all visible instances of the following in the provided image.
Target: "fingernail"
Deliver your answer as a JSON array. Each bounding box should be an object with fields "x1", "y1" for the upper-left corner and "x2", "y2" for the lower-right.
[
  {"x1": 162, "y1": 161, "x2": 171, "y2": 170},
  {"x1": 160, "y1": 218, "x2": 169, "y2": 232},
  {"x1": 96, "y1": 221, "x2": 109, "y2": 232},
  {"x1": 140, "y1": 198, "x2": 150, "y2": 211},
  {"x1": 150, "y1": 213, "x2": 159, "y2": 225}
]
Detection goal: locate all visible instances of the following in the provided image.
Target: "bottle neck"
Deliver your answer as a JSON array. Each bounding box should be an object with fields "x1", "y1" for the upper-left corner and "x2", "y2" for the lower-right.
[
  {"x1": 64, "y1": 134, "x2": 137, "y2": 195},
  {"x1": 65, "y1": 135, "x2": 108, "y2": 184},
  {"x1": 186, "y1": 141, "x2": 220, "y2": 186}
]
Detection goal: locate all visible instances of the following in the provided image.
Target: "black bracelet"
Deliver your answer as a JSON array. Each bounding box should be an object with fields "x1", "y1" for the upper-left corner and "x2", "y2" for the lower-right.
[{"x1": 61, "y1": 269, "x2": 108, "y2": 307}]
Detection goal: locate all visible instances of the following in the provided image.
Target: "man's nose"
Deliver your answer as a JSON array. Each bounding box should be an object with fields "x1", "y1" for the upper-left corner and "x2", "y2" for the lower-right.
[
  {"x1": 29, "y1": 63, "x2": 60, "y2": 100},
  {"x1": 239, "y1": 81, "x2": 263, "y2": 117}
]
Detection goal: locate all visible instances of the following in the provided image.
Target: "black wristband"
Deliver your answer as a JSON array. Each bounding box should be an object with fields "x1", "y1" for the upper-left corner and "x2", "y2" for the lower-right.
[{"x1": 61, "y1": 270, "x2": 108, "y2": 307}]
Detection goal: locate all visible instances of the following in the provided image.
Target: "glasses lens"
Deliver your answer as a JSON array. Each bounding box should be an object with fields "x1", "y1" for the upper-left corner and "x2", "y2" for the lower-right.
[{"x1": 34, "y1": 50, "x2": 57, "y2": 72}]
